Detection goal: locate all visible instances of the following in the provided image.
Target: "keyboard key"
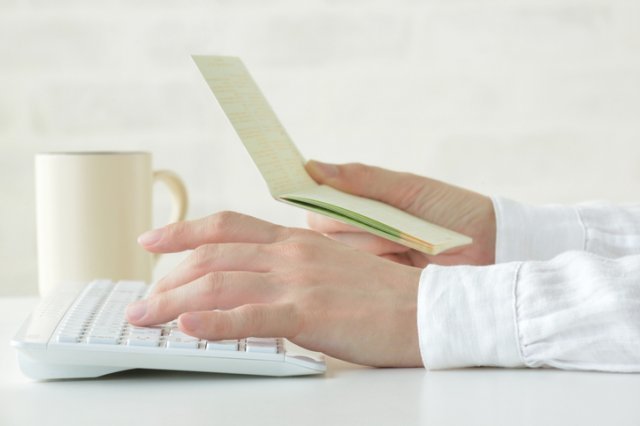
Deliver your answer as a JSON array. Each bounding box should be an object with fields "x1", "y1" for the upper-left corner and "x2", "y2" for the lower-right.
[
  {"x1": 166, "y1": 337, "x2": 200, "y2": 349},
  {"x1": 246, "y1": 338, "x2": 279, "y2": 354},
  {"x1": 58, "y1": 324, "x2": 85, "y2": 333},
  {"x1": 113, "y1": 280, "x2": 146, "y2": 293},
  {"x1": 246, "y1": 337, "x2": 277, "y2": 344},
  {"x1": 127, "y1": 336, "x2": 160, "y2": 347},
  {"x1": 89, "y1": 327, "x2": 124, "y2": 336},
  {"x1": 129, "y1": 327, "x2": 163, "y2": 337},
  {"x1": 206, "y1": 340, "x2": 239, "y2": 351},
  {"x1": 169, "y1": 330, "x2": 194, "y2": 339},
  {"x1": 56, "y1": 333, "x2": 80, "y2": 343},
  {"x1": 87, "y1": 334, "x2": 119, "y2": 345}
]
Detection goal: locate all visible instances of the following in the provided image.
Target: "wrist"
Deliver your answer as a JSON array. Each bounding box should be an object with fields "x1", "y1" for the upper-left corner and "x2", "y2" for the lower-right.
[
  {"x1": 404, "y1": 266, "x2": 425, "y2": 367},
  {"x1": 476, "y1": 195, "x2": 497, "y2": 264},
  {"x1": 387, "y1": 265, "x2": 424, "y2": 367}
]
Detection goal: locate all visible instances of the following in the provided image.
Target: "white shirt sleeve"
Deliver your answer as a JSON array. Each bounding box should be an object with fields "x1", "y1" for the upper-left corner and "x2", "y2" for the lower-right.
[
  {"x1": 494, "y1": 197, "x2": 640, "y2": 261},
  {"x1": 418, "y1": 197, "x2": 640, "y2": 372}
]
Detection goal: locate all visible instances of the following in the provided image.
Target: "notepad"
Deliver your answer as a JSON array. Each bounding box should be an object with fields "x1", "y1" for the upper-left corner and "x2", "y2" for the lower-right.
[{"x1": 192, "y1": 55, "x2": 472, "y2": 255}]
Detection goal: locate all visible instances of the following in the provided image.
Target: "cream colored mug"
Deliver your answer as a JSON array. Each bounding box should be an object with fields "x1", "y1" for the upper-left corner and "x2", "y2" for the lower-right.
[{"x1": 35, "y1": 152, "x2": 188, "y2": 297}]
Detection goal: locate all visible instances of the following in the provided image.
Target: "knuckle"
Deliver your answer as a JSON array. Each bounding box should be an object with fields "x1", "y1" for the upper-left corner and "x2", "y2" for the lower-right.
[
  {"x1": 201, "y1": 272, "x2": 225, "y2": 304},
  {"x1": 242, "y1": 305, "x2": 267, "y2": 333},
  {"x1": 275, "y1": 239, "x2": 316, "y2": 263},
  {"x1": 280, "y1": 267, "x2": 316, "y2": 288},
  {"x1": 151, "y1": 279, "x2": 168, "y2": 294},
  {"x1": 166, "y1": 220, "x2": 188, "y2": 240},
  {"x1": 268, "y1": 267, "x2": 316, "y2": 290},
  {"x1": 191, "y1": 244, "x2": 215, "y2": 271},
  {"x1": 349, "y1": 162, "x2": 370, "y2": 178},
  {"x1": 209, "y1": 313, "x2": 233, "y2": 337},
  {"x1": 207, "y1": 210, "x2": 238, "y2": 234},
  {"x1": 148, "y1": 294, "x2": 171, "y2": 318},
  {"x1": 283, "y1": 304, "x2": 303, "y2": 338},
  {"x1": 276, "y1": 225, "x2": 294, "y2": 240}
]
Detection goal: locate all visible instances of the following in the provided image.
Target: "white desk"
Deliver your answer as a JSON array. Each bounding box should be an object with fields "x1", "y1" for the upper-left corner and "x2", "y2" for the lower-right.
[{"x1": 2, "y1": 297, "x2": 640, "y2": 426}]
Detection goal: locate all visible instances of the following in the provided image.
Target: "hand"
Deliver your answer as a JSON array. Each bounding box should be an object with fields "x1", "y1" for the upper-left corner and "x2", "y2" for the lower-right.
[
  {"x1": 305, "y1": 160, "x2": 496, "y2": 267},
  {"x1": 126, "y1": 212, "x2": 424, "y2": 367}
]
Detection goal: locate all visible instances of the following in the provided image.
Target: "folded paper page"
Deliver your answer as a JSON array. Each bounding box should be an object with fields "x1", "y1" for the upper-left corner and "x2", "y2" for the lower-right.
[
  {"x1": 192, "y1": 55, "x2": 472, "y2": 255},
  {"x1": 192, "y1": 55, "x2": 316, "y2": 196}
]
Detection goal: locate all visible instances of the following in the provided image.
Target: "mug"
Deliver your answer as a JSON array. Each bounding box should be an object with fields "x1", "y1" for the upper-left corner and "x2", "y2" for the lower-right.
[{"x1": 35, "y1": 151, "x2": 188, "y2": 296}]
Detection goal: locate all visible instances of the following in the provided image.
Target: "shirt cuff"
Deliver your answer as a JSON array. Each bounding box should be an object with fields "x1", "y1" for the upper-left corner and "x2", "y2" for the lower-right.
[
  {"x1": 418, "y1": 263, "x2": 524, "y2": 369},
  {"x1": 492, "y1": 196, "x2": 586, "y2": 263}
]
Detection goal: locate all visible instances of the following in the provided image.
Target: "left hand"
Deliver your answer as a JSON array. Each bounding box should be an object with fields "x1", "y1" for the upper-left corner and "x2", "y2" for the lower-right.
[
  {"x1": 126, "y1": 211, "x2": 424, "y2": 367},
  {"x1": 304, "y1": 160, "x2": 496, "y2": 267}
]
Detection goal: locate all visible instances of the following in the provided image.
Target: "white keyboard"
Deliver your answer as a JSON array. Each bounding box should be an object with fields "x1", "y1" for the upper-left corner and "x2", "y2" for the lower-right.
[{"x1": 11, "y1": 280, "x2": 326, "y2": 380}]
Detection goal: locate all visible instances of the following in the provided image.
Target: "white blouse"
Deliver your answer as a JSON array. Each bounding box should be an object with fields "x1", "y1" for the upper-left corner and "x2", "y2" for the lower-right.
[{"x1": 418, "y1": 197, "x2": 640, "y2": 372}]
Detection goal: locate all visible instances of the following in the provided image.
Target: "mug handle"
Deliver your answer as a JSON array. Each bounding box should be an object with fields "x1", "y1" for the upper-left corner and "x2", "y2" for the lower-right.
[{"x1": 152, "y1": 170, "x2": 189, "y2": 264}]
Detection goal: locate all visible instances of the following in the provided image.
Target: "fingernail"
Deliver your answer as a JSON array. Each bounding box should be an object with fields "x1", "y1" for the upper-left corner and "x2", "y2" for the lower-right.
[
  {"x1": 126, "y1": 301, "x2": 147, "y2": 322},
  {"x1": 138, "y1": 228, "x2": 163, "y2": 246},
  {"x1": 179, "y1": 313, "x2": 200, "y2": 332},
  {"x1": 307, "y1": 160, "x2": 338, "y2": 178}
]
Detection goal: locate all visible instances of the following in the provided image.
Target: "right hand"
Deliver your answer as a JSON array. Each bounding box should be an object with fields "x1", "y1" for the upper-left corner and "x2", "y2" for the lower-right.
[
  {"x1": 129, "y1": 211, "x2": 424, "y2": 367},
  {"x1": 304, "y1": 160, "x2": 496, "y2": 267}
]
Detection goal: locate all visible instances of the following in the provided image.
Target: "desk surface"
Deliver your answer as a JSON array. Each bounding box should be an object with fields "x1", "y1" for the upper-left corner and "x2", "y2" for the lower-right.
[{"x1": 2, "y1": 297, "x2": 640, "y2": 426}]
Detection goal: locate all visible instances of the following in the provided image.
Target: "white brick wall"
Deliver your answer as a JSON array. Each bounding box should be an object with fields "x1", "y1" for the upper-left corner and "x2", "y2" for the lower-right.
[{"x1": 1, "y1": 0, "x2": 639, "y2": 295}]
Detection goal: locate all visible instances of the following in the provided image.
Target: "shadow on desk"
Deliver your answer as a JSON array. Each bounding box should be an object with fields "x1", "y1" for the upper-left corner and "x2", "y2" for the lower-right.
[{"x1": 84, "y1": 357, "x2": 363, "y2": 382}]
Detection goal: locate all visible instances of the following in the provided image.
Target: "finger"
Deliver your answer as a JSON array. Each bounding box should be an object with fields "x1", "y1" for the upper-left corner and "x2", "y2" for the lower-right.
[
  {"x1": 306, "y1": 212, "x2": 363, "y2": 234},
  {"x1": 126, "y1": 271, "x2": 276, "y2": 326},
  {"x1": 138, "y1": 211, "x2": 291, "y2": 253},
  {"x1": 380, "y1": 252, "x2": 414, "y2": 266},
  {"x1": 152, "y1": 243, "x2": 272, "y2": 295},
  {"x1": 305, "y1": 160, "x2": 431, "y2": 214},
  {"x1": 327, "y1": 232, "x2": 409, "y2": 255},
  {"x1": 177, "y1": 303, "x2": 301, "y2": 340}
]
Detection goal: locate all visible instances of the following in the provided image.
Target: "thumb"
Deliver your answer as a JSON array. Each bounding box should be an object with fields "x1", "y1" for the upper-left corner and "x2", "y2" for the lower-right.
[{"x1": 305, "y1": 160, "x2": 431, "y2": 213}]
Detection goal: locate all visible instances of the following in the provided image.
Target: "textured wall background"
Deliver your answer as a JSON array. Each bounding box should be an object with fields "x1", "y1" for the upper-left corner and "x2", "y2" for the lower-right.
[{"x1": 1, "y1": 0, "x2": 639, "y2": 295}]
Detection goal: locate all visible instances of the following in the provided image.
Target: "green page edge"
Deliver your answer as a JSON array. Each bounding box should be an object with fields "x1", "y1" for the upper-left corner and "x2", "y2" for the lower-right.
[
  {"x1": 280, "y1": 195, "x2": 419, "y2": 246},
  {"x1": 283, "y1": 195, "x2": 402, "y2": 236},
  {"x1": 279, "y1": 196, "x2": 442, "y2": 254}
]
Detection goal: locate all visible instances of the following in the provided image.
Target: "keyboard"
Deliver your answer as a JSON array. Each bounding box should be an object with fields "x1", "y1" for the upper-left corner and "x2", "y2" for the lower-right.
[{"x1": 11, "y1": 280, "x2": 326, "y2": 380}]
